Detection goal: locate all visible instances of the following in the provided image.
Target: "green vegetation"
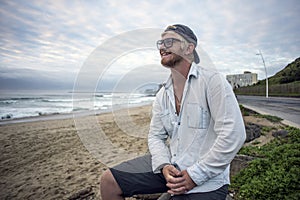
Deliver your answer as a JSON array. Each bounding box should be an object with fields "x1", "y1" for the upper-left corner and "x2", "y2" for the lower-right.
[
  {"x1": 261, "y1": 126, "x2": 274, "y2": 135},
  {"x1": 258, "y1": 114, "x2": 282, "y2": 123},
  {"x1": 234, "y1": 57, "x2": 300, "y2": 97},
  {"x1": 251, "y1": 140, "x2": 261, "y2": 145},
  {"x1": 235, "y1": 81, "x2": 300, "y2": 97},
  {"x1": 239, "y1": 105, "x2": 258, "y2": 116},
  {"x1": 239, "y1": 105, "x2": 283, "y2": 123},
  {"x1": 231, "y1": 127, "x2": 300, "y2": 199},
  {"x1": 268, "y1": 57, "x2": 300, "y2": 84}
]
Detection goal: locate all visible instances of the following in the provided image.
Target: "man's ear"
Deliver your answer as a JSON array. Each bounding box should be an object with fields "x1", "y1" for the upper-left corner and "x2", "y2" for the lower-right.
[{"x1": 186, "y1": 43, "x2": 195, "y2": 55}]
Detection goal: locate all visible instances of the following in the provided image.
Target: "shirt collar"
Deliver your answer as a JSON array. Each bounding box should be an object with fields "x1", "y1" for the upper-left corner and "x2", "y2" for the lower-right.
[
  {"x1": 163, "y1": 63, "x2": 199, "y2": 89},
  {"x1": 188, "y1": 62, "x2": 199, "y2": 79}
]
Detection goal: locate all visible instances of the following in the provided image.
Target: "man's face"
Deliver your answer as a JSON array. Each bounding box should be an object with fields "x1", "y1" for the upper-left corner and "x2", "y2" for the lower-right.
[{"x1": 158, "y1": 32, "x2": 185, "y2": 68}]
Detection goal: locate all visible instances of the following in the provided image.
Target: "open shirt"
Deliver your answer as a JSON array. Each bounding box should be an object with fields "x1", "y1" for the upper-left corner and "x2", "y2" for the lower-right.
[{"x1": 148, "y1": 63, "x2": 246, "y2": 193}]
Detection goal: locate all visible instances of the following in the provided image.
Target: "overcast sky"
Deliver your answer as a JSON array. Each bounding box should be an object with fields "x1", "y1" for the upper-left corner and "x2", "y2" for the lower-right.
[{"x1": 0, "y1": 0, "x2": 299, "y2": 91}]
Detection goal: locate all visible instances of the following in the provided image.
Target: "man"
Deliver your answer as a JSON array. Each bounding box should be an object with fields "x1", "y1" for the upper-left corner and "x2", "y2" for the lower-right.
[{"x1": 100, "y1": 24, "x2": 246, "y2": 200}]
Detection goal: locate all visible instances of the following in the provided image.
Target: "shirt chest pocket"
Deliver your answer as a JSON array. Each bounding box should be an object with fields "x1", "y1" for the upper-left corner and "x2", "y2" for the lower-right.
[{"x1": 186, "y1": 103, "x2": 210, "y2": 129}]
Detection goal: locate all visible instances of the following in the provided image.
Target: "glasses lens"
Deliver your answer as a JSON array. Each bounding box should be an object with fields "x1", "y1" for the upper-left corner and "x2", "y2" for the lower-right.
[
  {"x1": 164, "y1": 38, "x2": 173, "y2": 48},
  {"x1": 156, "y1": 38, "x2": 179, "y2": 49},
  {"x1": 156, "y1": 40, "x2": 163, "y2": 49}
]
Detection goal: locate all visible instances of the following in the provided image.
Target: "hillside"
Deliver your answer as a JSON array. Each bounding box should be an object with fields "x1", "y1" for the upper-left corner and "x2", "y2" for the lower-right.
[
  {"x1": 234, "y1": 57, "x2": 300, "y2": 97},
  {"x1": 260, "y1": 57, "x2": 300, "y2": 85}
]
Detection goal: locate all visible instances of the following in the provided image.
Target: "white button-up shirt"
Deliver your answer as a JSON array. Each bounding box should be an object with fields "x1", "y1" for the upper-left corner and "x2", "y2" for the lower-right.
[{"x1": 148, "y1": 63, "x2": 246, "y2": 193}]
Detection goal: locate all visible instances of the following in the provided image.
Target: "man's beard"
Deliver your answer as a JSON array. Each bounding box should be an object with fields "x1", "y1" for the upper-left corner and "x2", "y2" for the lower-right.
[{"x1": 161, "y1": 53, "x2": 183, "y2": 68}]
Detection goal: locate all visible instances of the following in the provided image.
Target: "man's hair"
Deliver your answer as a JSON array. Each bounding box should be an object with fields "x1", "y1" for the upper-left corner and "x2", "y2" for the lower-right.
[{"x1": 164, "y1": 24, "x2": 200, "y2": 64}]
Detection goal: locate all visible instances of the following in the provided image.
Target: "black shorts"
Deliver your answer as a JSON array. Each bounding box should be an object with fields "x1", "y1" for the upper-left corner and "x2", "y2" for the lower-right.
[
  {"x1": 110, "y1": 154, "x2": 168, "y2": 197},
  {"x1": 110, "y1": 154, "x2": 228, "y2": 199}
]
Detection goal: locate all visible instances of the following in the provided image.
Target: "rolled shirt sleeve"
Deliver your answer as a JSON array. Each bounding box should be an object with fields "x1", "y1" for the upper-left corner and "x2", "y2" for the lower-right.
[
  {"x1": 187, "y1": 74, "x2": 246, "y2": 186},
  {"x1": 148, "y1": 91, "x2": 172, "y2": 173}
]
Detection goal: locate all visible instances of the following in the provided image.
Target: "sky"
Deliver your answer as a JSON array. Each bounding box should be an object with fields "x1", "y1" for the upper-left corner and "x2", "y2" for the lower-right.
[{"x1": 0, "y1": 0, "x2": 299, "y2": 91}]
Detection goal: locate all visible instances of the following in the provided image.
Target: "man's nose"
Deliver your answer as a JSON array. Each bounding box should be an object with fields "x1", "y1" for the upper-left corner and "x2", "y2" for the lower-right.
[{"x1": 159, "y1": 44, "x2": 167, "y2": 50}]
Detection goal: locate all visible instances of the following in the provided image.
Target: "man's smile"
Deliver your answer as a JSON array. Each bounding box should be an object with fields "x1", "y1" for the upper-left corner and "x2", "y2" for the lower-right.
[{"x1": 160, "y1": 50, "x2": 172, "y2": 58}]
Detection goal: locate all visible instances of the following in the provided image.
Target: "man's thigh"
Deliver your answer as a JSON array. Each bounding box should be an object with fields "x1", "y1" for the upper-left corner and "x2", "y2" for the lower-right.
[
  {"x1": 171, "y1": 184, "x2": 228, "y2": 200},
  {"x1": 110, "y1": 154, "x2": 168, "y2": 197}
]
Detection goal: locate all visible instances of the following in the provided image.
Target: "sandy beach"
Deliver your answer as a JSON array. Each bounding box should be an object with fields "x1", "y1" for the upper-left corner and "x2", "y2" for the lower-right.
[
  {"x1": 0, "y1": 105, "x2": 152, "y2": 200},
  {"x1": 0, "y1": 103, "x2": 288, "y2": 200}
]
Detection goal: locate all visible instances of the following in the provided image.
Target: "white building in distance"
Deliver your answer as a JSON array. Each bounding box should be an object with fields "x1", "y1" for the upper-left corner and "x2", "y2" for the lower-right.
[{"x1": 226, "y1": 71, "x2": 258, "y2": 88}]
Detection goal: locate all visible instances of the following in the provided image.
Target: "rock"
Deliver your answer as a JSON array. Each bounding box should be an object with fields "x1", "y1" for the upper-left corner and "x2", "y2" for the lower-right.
[
  {"x1": 133, "y1": 193, "x2": 162, "y2": 200},
  {"x1": 245, "y1": 123, "x2": 261, "y2": 142},
  {"x1": 157, "y1": 193, "x2": 171, "y2": 200},
  {"x1": 1, "y1": 113, "x2": 13, "y2": 120},
  {"x1": 135, "y1": 193, "x2": 234, "y2": 200},
  {"x1": 272, "y1": 129, "x2": 288, "y2": 138},
  {"x1": 230, "y1": 155, "x2": 255, "y2": 177},
  {"x1": 226, "y1": 194, "x2": 234, "y2": 200}
]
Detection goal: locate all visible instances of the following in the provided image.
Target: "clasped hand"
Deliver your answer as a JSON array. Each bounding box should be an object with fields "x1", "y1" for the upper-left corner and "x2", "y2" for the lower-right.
[{"x1": 162, "y1": 164, "x2": 196, "y2": 195}]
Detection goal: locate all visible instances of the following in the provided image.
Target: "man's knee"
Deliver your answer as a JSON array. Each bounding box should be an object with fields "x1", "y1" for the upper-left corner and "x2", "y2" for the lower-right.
[
  {"x1": 100, "y1": 169, "x2": 122, "y2": 192},
  {"x1": 101, "y1": 169, "x2": 115, "y2": 186},
  {"x1": 100, "y1": 169, "x2": 124, "y2": 199}
]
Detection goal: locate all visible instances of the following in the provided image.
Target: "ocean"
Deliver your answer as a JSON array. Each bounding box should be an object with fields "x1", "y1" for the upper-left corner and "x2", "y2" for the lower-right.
[{"x1": 0, "y1": 90, "x2": 156, "y2": 123}]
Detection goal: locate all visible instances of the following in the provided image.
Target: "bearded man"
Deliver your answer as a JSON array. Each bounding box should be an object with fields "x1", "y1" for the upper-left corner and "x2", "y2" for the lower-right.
[{"x1": 100, "y1": 24, "x2": 246, "y2": 200}]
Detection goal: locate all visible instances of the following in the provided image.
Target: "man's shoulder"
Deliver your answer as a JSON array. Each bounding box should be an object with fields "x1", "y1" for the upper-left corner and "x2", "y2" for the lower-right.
[
  {"x1": 194, "y1": 64, "x2": 221, "y2": 79},
  {"x1": 155, "y1": 84, "x2": 166, "y2": 97}
]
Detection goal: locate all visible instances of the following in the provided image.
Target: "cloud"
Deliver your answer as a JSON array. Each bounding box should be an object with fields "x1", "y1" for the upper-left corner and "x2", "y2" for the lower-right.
[
  {"x1": 0, "y1": 0, "x2": 299, "y2": 90},
  {"x1": 0, "y1": 67, "x2": 74, "y2": 90}
]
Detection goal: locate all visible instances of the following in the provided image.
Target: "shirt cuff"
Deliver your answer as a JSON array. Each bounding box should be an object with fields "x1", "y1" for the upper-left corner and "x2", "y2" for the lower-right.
[
  {"x1": 187, "y1": 163, "x2": 209, "y2": 186},
  {"x1": 155, "y1": 163, "x2": 171, "y2": 174}
]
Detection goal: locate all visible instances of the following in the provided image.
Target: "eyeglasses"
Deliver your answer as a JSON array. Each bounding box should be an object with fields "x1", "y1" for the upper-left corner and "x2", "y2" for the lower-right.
[{"x1": 156, "y1": 38, "x2": 182, "y2": 50}]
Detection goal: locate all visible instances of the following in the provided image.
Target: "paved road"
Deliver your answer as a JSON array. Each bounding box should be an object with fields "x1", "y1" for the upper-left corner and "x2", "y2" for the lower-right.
[{"x1": 237, "y1": 95, "x2": 300, "y2": 128}]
